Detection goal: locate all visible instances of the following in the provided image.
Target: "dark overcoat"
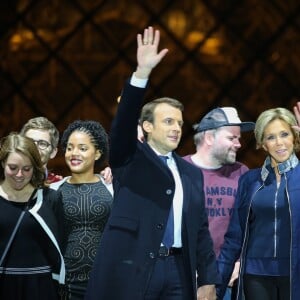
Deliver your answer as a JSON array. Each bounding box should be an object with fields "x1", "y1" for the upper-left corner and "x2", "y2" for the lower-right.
[{"x1": 85, "y1": 80, "x2": 219, "y2": 300}]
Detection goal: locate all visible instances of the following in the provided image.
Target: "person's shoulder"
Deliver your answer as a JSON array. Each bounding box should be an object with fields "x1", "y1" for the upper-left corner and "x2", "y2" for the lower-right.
[
  {"x1": 41, "y1": 186, "x2": 62, "y2": 198},
  {"x1": 182, "y1": 154, "x2": 193, "y2": 164},
  {"x1": 293, "y1": 162, "x2": 300, "y2": 172},
  {"x1": 175, "y1": 154, "x2": 202, "y2": 174},
  {"x1": 233, "y1": 161, "x2": 248, "y2": 169},
  {"x1": 243, "y1": 167, "x2": 261, "y2": 175},
  {"x1": 239, "y1": 167, "x2": 261, "y2": 183},
  {"x1": 223, "y1": 161, "x2": 249, "y2": 174},
  {"x1": 49, "y1": 177, "x2": 69, "y2": 190},
  {"x1": 33, "y1": 187, "x2": 62, "y2": 209}
]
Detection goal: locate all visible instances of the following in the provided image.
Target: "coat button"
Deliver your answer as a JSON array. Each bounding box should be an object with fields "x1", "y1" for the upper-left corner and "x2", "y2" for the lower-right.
[
  {"x1": 149, "y1": 252, "x2": 155, "y2": 259},
  {"x1": 157, "y1": 223, "x2": 163, "y2": 229},
  {"x1": 166, "y1": 189, "x2": 172, "y2": 195}
]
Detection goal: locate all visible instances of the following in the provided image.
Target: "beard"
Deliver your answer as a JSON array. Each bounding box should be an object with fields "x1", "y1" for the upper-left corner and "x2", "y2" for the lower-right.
[{"x1": 212, "y1": 148, "x2": 237, "y2": 166}]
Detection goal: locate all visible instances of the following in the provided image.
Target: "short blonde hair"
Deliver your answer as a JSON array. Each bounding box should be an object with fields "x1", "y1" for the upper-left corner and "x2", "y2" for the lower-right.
[
  {"x1": 254, "y1": 107, "x2": 300, "y2": 151},
  {"x1": 20, "y1": 117, "x2": 59, "y2": 149}
]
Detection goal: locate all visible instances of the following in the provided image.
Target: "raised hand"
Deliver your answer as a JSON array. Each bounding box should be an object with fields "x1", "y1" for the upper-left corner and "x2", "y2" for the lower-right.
[
  {"x1": 292, "y1": 101, "x2": 300, "y2": 132},
  {"x1": 135, "y1": 26, "x2": 168, "y2": 79}
]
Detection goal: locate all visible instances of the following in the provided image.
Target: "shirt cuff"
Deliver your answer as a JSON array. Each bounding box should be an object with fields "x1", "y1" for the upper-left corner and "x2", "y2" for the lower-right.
[{"x1": 130, "y1": 73, "x2": 148, "y2": 88}]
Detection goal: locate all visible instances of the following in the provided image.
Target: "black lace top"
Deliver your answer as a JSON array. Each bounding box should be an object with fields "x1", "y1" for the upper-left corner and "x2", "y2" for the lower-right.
[{"x1": 59, "y1": 180, "x2": 113, "y2": 295}]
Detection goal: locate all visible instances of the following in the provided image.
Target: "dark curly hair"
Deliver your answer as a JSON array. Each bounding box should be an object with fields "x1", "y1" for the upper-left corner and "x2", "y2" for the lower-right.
[{"x1": 61, "y1": 120, "x2": 109, "y2": 167}]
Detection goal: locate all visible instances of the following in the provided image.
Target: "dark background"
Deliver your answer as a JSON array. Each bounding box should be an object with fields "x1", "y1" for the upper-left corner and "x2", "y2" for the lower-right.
[{"x1": 0, "y1": 0, "x2": 299, "y2": 175}]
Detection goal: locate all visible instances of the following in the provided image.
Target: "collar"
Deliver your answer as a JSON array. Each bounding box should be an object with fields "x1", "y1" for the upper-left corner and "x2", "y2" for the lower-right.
[
  {"x1": 148, "y1": 145, "x2": 173, "y2": 160},
  {"x1": 261, "y1": 152, "x2": 299, "y2": 182},
  {"x1": 163, "y1": 152, "x2": 172, "y2": 160}
]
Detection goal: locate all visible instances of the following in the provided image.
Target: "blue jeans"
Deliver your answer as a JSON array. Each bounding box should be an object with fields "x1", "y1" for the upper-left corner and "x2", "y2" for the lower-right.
[
  {"x1": 223, "y1": 284, "x2": 240, "y2": 300},
  {"x1": 223, "y1": 287, "x2": 232, "y2": 300}
]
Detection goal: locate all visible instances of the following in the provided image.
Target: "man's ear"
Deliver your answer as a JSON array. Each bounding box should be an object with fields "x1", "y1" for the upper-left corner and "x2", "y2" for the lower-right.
[
  {"x1": 50, "y1": 147, "x2": 58, "y2": 159},
  {"x1": 142, "y1": 121, "x2": 152, "y2": 134},
  {"x1": 205, "y1": 131, "x2": 215, "y2": 146}
]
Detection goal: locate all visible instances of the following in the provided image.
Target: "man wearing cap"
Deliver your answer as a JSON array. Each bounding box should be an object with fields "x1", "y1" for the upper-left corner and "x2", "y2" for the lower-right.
[{"x1": 183, "y1": 107, "x2": 255, "y2": 300}]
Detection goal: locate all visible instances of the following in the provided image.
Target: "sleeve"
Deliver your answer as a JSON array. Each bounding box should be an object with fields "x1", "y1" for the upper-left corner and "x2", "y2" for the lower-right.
[
  {"x1": 109, "y1": 79, "x2": 147, "y2": 168},
  {"x1": 43, "y1": 188, "x2": 65, "y2": 249},
  {"x1": 130, "y1": 73, "x2": 148, "y2": 88}
]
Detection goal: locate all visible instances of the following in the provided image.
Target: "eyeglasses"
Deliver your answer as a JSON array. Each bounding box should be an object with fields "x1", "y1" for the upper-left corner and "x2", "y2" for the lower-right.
[{"x1": 33, "y1": 139, "x2": 52, "y2": 150}]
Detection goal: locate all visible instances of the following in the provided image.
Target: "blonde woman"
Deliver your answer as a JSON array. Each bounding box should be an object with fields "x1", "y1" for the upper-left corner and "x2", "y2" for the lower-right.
[{"x1": 217, "y1": 105, "x2": 300, "y2": 300}]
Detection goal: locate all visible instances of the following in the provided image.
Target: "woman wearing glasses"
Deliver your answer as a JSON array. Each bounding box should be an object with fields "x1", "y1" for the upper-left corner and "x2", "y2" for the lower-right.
[{"x1": 0, "y1": 133, "x2": 64, "y2": 299}]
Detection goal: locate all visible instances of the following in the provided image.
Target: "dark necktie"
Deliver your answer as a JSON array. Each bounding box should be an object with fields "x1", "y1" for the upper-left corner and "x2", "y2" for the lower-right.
[{"x1": 159, "y1": 155, "x2": 174, "y2": 248}]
